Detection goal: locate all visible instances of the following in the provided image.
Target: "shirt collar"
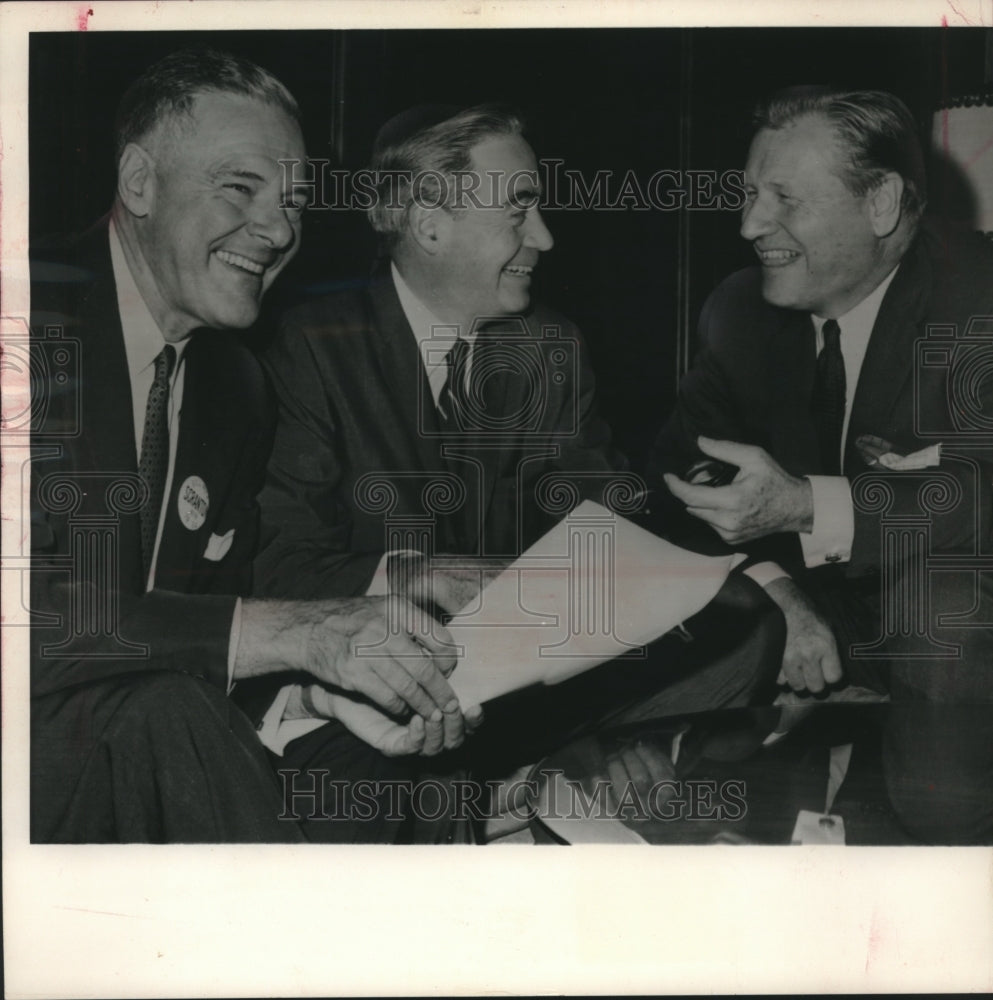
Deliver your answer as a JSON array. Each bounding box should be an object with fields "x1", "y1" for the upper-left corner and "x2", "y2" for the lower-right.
[
  {"x1": 812, "y1": 264, "x2": 900, "y2": 337},
  {"x1": 390, "y1": 261, "x2": 478, "y2": 352},
  {"x1": 109, "y1": 218, "x2": 188, "y2": 380}
]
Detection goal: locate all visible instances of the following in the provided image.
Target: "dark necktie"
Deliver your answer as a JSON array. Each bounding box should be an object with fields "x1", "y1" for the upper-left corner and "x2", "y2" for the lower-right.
[
  {"x1": 437, "y1": 336, "x2": 472, "y2": 432},
  {"x1": 812, "y1": 318, "x2": 846, "y2": 475},
  {"x1": 138, "y1": 344, "x2": 176, "y2": 584}
]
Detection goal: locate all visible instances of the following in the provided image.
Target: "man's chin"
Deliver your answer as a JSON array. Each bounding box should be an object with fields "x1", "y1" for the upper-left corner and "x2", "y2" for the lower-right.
[{"x1": 759, "y1": 275, "x2": 808, "y2": 312}]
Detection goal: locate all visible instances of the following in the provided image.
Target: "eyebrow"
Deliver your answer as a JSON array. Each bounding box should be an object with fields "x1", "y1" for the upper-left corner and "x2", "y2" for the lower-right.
[
  {"x1": 507, "y1": 184, "x2": 542, "y2": 209},
  {"x1": 221, "y1": 168, "x2": 267, "y2": 182}
]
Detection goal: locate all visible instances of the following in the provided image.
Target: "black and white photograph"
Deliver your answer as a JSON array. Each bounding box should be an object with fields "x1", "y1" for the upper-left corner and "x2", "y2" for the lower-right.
[{"x1": 3, "y1": 1, "x2": 992, "y2": 995}]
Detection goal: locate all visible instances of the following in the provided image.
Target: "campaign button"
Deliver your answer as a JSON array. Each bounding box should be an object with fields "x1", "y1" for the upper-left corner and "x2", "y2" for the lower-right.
[{"x1": 177, "y1": 475, "x2": 209, "y2": 531}]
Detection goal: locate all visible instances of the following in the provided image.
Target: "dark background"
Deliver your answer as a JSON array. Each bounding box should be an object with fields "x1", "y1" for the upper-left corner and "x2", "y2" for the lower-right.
[{"x1": 29, "y1": 28, "x2": 992, "y2": 467}]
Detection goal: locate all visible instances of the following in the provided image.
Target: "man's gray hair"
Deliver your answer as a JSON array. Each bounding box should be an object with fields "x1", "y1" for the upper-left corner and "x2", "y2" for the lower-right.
[
  {"x1": 367, "y1": 104, "x2": 526, "y2": 250},
  {"x1": 114, "y1": 47, "x2": 301, "y2": 163},
  {"x1": 753, "y1": 85, "x2": 926, "y2": 221}
]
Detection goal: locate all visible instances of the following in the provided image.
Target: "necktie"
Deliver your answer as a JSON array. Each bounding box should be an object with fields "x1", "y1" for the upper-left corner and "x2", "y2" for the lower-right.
[
  {"x1": 812, "y1": 318, "x2": 846, "y2": 475},
  {"x1": 437, "y1": 336, "x2": 472, "y2": 432},
  {"x1": 138, "y1": 344, "x2": 176, "y2": 583}
]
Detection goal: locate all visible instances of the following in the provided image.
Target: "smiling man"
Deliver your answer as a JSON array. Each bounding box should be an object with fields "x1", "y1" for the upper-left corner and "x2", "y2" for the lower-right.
[
  {"x1": 651, "y1": 86, "x2": 993, "y2": 843},
  {"x1": 249, "y1": 105, "x2": 627, "y2": 777},
  {"x1": 30, "y1": 51, "x2": 464, "y2": 843}
]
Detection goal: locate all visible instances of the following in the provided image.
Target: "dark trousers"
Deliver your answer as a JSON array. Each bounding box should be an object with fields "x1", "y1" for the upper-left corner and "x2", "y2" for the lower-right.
[
  {"x1": 805, "y1": 565, "x2": 993, "y2": 844},
  {"x1": 463, "y1": 571, "x2": 784, "y2": 776},
  {"x1": 32, "y1": 672, "x2": 304, "y2": 843},
  {"x1": 30, "y1": 573, "x2": 782, "y2": 844}
]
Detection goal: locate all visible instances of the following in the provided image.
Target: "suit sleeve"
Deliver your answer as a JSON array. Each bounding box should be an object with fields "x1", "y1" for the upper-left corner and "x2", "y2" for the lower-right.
[
  {"x1": 644, "y1": 286, "x2": 799, "y2": 565},
  {"x1": 30, "y1": 571, "x2": 236, "y2": 696},
  {"x1": 29, "y1": 336, "x2": 270, "y2": 698},
  {"x1": 253, "y1": 314, "x2": 382, "y2": 599}
]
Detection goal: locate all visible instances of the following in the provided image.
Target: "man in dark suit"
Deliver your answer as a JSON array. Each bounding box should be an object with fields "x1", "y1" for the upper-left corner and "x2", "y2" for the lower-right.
[
  {"x1": 253, "y1": 105, "x2": 783, "y2": 790},
  {"x1": 30, "y1": 50, "x2": 464, "y2": 843},
  {"x1": 652, "y1": 87, "x2": 993, "y2": 843}
]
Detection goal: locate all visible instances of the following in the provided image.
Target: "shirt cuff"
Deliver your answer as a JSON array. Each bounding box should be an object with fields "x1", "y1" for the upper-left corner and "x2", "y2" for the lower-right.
[
  {"x1": 227, "y1": 598, "x2": 242, "y2": 694},
  {"x1": 800, "y1": 475, "x2": 854, "y2": 567},
  {"x1": 743, "y1": 561, "x2": 790, "y2": 588},
  {"x1": 365, "y1": 551, "x2": 394, "y2": 596},
  {"x1": 257, "y1": 684, "x2": 328, "y2": 756},
  {"x1": 367, "y1": 549, "x2": 424, "y2": 596},
  {"x1": 256, "y1": 550, "x2": 422, "y2": 757}
]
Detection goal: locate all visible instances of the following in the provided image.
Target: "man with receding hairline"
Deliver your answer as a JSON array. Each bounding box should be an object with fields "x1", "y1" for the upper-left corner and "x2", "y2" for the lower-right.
[
  {"x1": 30, "y1": 49, "x2": 463, "y2": 843},
  {"x1": 652, "y1": 86, "x2": 993, "y2": 843}
]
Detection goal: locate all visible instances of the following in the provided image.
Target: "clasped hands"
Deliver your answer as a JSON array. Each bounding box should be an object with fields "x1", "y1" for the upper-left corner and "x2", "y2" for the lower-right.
[{"x1": 288, "y1": 555, "x2": 505, "y2": 757}]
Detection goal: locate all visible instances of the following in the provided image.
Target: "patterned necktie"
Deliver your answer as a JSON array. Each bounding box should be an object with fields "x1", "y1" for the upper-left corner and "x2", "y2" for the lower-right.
[
  {"x1": 812, "y1": 318, "x2": 846, "y2": 475},
  {"x1": 138, "y1": 344, "x2": 176, "y2": 583},
  {"x1": 437, "y1": 336, "x2": 472, "y2": 432}
]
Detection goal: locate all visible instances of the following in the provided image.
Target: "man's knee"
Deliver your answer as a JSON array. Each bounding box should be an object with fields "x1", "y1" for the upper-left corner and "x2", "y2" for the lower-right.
[
  {"x1": 884, "y1": 704, "x2": 993, "y2": 844},
  {"x1": 111, "y1": 672, "x2": 242, "y2": 745}
]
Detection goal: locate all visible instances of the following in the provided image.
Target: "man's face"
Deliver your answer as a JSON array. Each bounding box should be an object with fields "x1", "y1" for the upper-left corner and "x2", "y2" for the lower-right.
[
  {"x1": 741, "y1": 114, "x2": 885, "y2": 318},
  {"x1": 137, "y1": 91, "x2": 308, "y2": 338},
  {"x1": 433, "y1": 132, "x2": 554, "y2": 327}
]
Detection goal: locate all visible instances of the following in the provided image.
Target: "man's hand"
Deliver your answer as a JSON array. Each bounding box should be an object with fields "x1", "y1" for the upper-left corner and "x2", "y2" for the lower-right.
[
  {"x1": 663, "y1": 436, "x2": 814, "y2": 544},
  {"x1": 294, "y1": 684, "x2": 484, "y2": 757},
  {"x1": 388, "y1": 553, "x2": 507, "y2": 616},
  {"x1": 764, "y1": 577, "x2": 843, "y2": 694},
  {"x1": 237, "y1": 595, "x2": 464, "y2": 724}
]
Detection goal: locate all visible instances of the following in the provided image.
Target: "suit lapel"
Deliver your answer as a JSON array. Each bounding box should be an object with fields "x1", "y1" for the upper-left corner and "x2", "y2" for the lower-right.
[
  {"x1": 768, "y1": 308, "x2": 820, "y2": 473},
  {"x1": 846, "y1": 239, "x2": 931, "y2": 472},
  {"x1": 367, "y1": 269, "x2": 449, "y2": 477},
  {"x1": 73, "y1": 229, "x2": 145, "y2": 590}
]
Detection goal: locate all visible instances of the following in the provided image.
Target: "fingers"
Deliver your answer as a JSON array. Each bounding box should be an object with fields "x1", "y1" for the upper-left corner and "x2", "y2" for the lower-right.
[
  {"x1": 663, "y1": 473, "x2": 738, "y2": 511},
  {"x1": 697, "y1": 435, "x2": 759, "y2": 465},
  {"x1": 420, "y1": 709, "x2": 445, "y2": 756},
  {"x1": 394, "y1": 597, "x2": 456, "y2": 672},
  {"x1": 440, "y1": 699, "x2": 465, "y2": 752},
  {"x1": 821, "y1": 645, "x2": 844, "y2": 686},
  {"x1": 463, "y1": 703, "x2": 484, "y2": 734},
  {"x1": 383, "y1": 713, "x2": 426, "y2": 757}
]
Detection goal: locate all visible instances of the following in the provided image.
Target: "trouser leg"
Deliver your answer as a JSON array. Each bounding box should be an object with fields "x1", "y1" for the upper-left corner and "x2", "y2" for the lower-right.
[{"x1": 32, "y1": 672, "x2": 304, "y2": 843}]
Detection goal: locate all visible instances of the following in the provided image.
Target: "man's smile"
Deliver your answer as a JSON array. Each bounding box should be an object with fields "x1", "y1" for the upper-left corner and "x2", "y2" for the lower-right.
[
  {"x1": 215, "y1": 248, "x2": 270, "y2": 275},
  {"x1": 754, "y1": 246, "x2": 801, "y2": 266}
]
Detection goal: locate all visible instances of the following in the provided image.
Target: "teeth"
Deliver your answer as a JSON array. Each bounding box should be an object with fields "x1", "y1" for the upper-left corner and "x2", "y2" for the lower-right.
[
  {"x1": 503, "y1": 265, "x2": 533, "y2": 276},
  {"x1": 758, "y1": 249, "x2": 800, "y2": 262},
  {"x1": 216, "y1": 250, "x2": 265, "y2": 275}
]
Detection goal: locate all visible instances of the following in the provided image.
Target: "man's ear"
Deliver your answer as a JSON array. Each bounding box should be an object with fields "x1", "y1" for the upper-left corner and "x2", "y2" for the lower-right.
[
  {"x1": 868, "y1": 172, "x2": 904, "y2": 238},
  {"x1": 117, "y1": 143, "x2": 155, "y2": 218},
  {"x1": 407, "y1": 202, "x2": 449, "y2": 255}
]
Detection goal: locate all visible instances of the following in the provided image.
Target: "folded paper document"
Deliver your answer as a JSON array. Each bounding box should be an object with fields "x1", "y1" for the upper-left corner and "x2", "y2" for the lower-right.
[{"x1": 447, "y1": 501, "x2": 745, "y2": 708}]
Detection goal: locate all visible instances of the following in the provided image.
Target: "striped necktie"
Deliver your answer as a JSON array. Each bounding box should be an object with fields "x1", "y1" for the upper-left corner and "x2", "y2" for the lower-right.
[
  {"x1": 437, "y1": 336, "x2": 471, "y2": 431},
  {"x1": 138, "y1": 344, "x2": 176, "y2": 583}
]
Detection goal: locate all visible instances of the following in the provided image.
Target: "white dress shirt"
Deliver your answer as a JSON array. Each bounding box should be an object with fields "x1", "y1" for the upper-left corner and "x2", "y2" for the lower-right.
[
  {"x1": 257, "y1": 264, "x2": 461, "y2": 753},
  {"x1": 108, "y1": 220, "x2": 189, "y2": 591},
  {"x1": 801, "y1": 265, "x2": 899, "y2": 567},
  {"x1": 109, "y1": 221, "x2": 244, "y2": 687}
]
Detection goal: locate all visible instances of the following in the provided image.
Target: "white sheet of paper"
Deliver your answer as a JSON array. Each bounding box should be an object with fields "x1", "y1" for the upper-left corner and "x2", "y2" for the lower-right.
[{"x1": 447, "y1": 500, "x2": 744, "y2": 707}]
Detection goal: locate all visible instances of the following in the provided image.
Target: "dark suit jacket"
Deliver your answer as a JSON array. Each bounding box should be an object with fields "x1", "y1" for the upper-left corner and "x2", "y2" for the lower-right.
[
  {"x1": 254, "y1": 264, "x2": 626, "y2": 599},
  {"x1": 650, "y1": 227, "x2": 993, "y2": 578},
  {"x1": 30, "y1": 222, "x2": 274, "y2": 698}
]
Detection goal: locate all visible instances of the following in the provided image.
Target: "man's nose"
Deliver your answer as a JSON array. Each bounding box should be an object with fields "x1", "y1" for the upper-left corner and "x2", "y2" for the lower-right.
[
  {"x1": 740, "y1": 194, "x2": 777, "y2": 242},
  {"x1": 248, "y1": 201, "x2": 297, "y2": 251},
  {"x1": 523, "y1": 208, "x2": 554, "y2": 252}
]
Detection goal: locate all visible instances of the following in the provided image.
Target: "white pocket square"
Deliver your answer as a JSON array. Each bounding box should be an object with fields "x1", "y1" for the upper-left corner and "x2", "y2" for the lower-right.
[
  {"x1": 856, "y1": 435, "x2": 942, "y2": 471},
  {"x1": 203, "y1": 529, "x2": 235, "y2": 561}
]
